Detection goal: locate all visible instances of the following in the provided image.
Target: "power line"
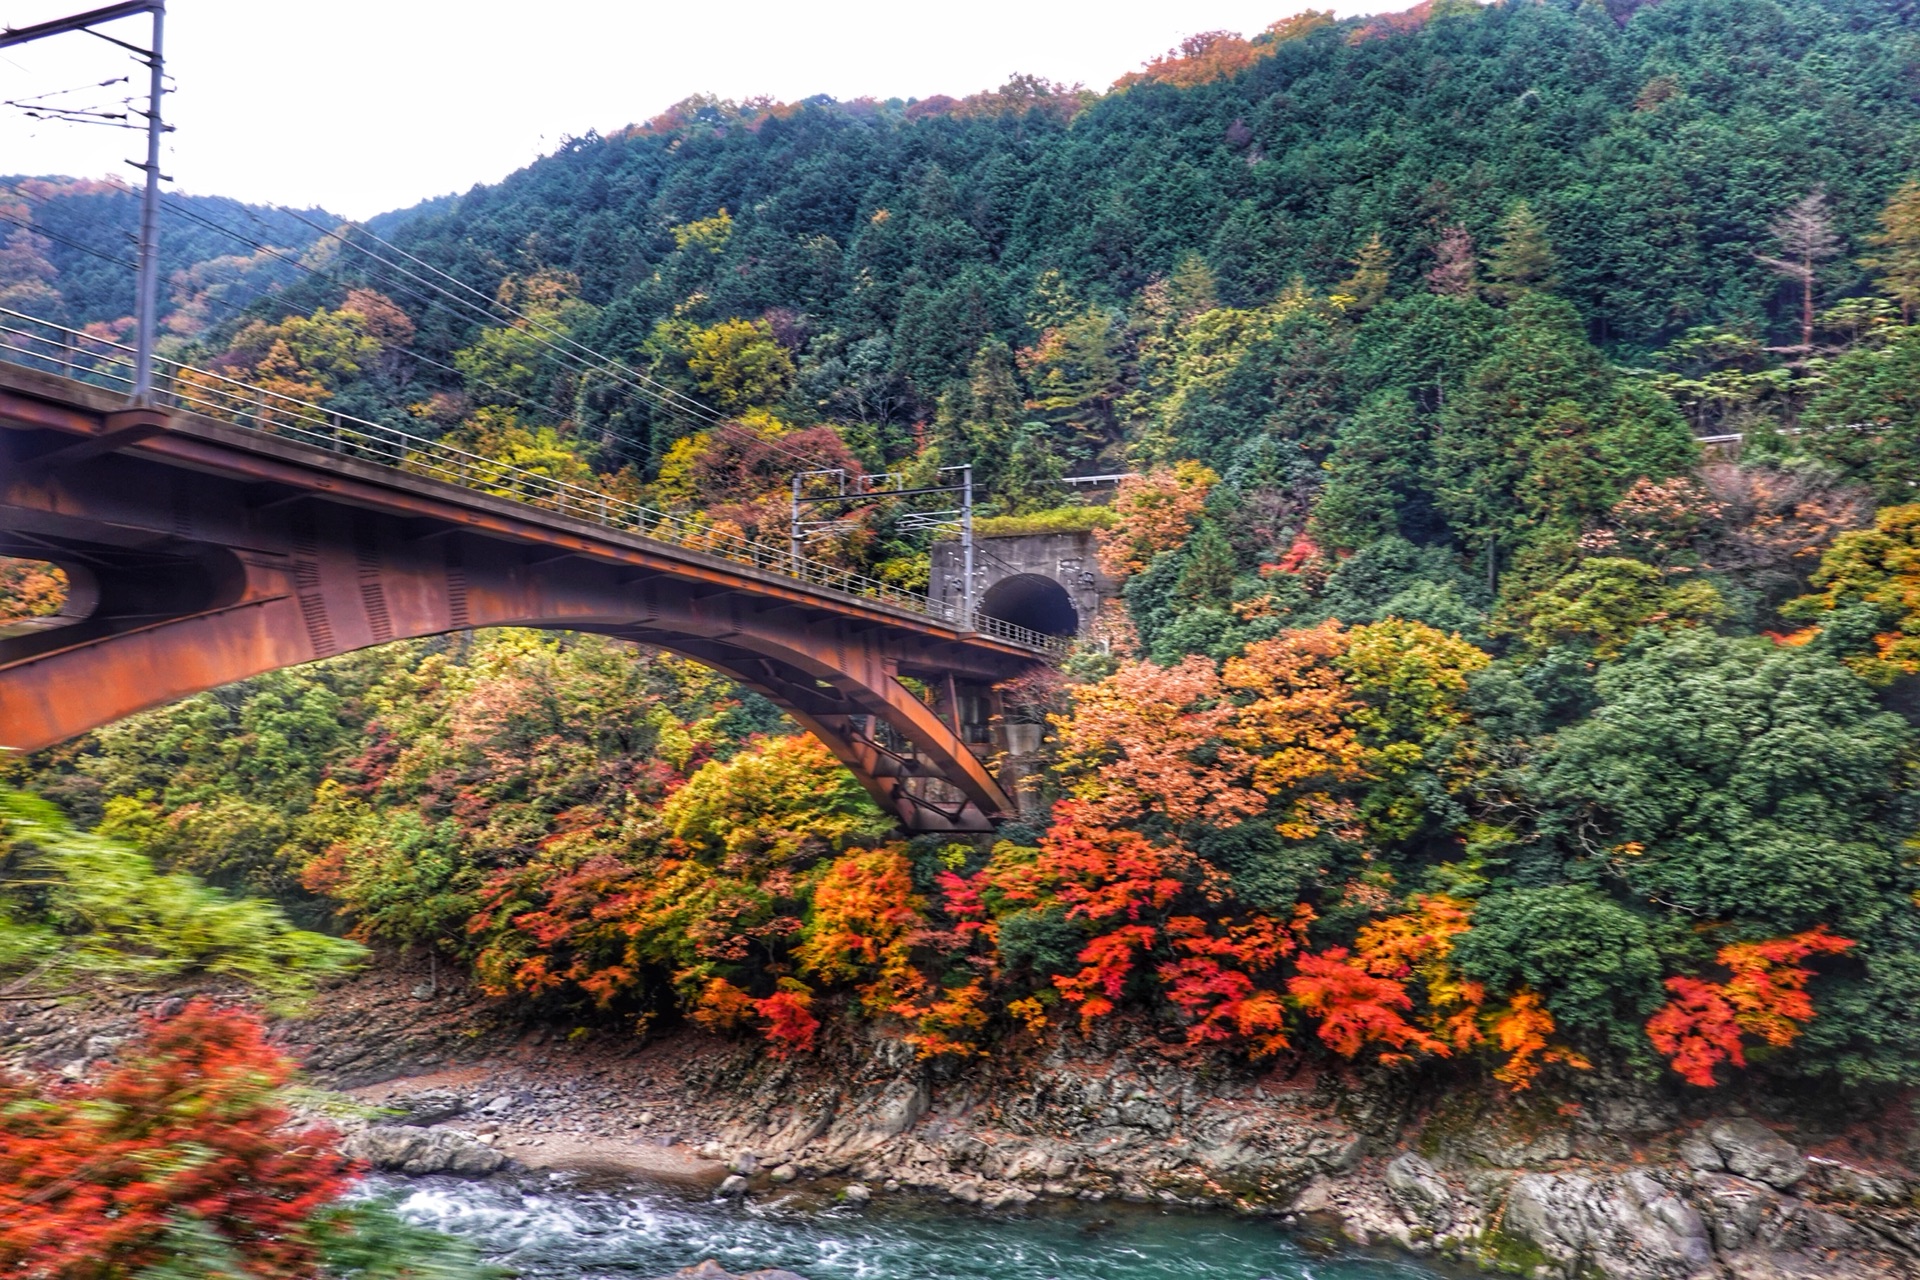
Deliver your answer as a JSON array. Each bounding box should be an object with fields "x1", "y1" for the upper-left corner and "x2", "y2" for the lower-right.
[
  {"x1": 13, "y1": 177, "x2": 846, "y2": 479},
  {"x1": 283, "y1": 207, "x2": 735, "y2": 429},
  {"x1": 269, "y1": 205, "x2": 843, "y2": 475},
  {"x1": 149, "y1": 193, "x2": 681, "y2": 424},
  {"x1": 155, "y1": 198, "x2": 839, "y2": 481},
  {"x1": 0, "y1": 208, "x2": 137, "y2": 272}
]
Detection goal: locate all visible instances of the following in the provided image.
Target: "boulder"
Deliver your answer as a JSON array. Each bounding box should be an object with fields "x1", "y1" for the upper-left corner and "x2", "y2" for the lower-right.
[
  {"x1": 342, "y1": 1125, "x2": 505, "y2": 1177},
  {"x1": 1804, "y1": 1156, "x2": 1908, "y2": 1206},
  {"x1": 387, "y1": 1090, "x2": 467, "y2": 1126},
  {"x1": 1691, "y1": 1172, "x2": 1773, "y2": 1252},
  {"x1": 1385, "y1": 1152, "x2": 1454, "y2": 1231},
  {"x1": 1502, "y1": 1171, "x2": 1712, "y2": 1279},
  {"x1": 842, "y1": 1181, "x2": 872, "y2": 1204},
  {"x1": 717, "y1": 1174, "x2": 749, "y2": 1197},
  {"x1": 1701, "y1": 1119, "x2": 1806, "y2": 1190}
]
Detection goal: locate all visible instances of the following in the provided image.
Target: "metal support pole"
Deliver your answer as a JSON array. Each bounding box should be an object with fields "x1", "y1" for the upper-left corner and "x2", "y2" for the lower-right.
[
  {"x1": 131, "y1": 1, "x2": 165, "y2": 402},
  {"x1": 790, "y1": 473, "x2": 803, "y2": 576},
  {"x1": 0, "y1": 4, "x2": 167, "y2": 402},
  {"x1": 961, "y1": 463, "x2": 975, "y2": 627}
]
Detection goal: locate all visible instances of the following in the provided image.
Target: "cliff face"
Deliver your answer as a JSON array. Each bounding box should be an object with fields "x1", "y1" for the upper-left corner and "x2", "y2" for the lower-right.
[
  {"x1": 686, "y1": 1024, "x2": 1918, "y2": 1280},
  {"x1": 8, "y1": 961, "x2": 1917, "y2": 1280}
]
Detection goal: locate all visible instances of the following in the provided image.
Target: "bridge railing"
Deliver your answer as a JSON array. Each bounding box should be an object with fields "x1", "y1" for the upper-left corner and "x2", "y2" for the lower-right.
[{"x1": 0, "y1": 309, "x2": 1068, "y2": 657}]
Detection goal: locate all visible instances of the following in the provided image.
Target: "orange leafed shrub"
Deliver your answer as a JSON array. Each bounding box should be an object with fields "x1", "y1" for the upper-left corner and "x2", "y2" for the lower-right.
[
  {"x1": 794, "y1": 845, "x2": 924, "y2": 993},
  {"x1": 1054, "y1": 924, "x2": 1159, "y2": 1025},
  {"x1": 1354, "y1": 893, "x2": 1486, "y2": 1053},
  {"x1": 1488, "y1": 990, "x2": 1590, "y2": 1089},
  {"x1": 691, "y1": 976, "x2": 758, "y2": 1031},
  {"x1": 1037, "y1": 801, "x2": 1191, "y2": 925},
  {"x1": 1092, "y1": 461, "x2": 1217, "y2": 577},
  {"x1": 1647, "y1": 927, "x2": 1853, "y2": 1085},
  {"x1": 0, "y1": 1000, "x2": 353, "y2": 1278},
  {"x1": 1050, "y1": 655, "x2": 1262, "y2": 828},
  {"x1": 0, "y1": 557, "x2": 66, "y2": 625},
  {"x1": 1222, "y1": 622, "x2": 1371, "y2": 837},
  {"x1": 754, "y1": 978, "x2": 820, "y2": 1057},
  {"x1": 1288, "y1": 948, "x2": 1449, "y2": 1063},
  {"x1": 895, "y1": 979, "x2": 993, "y2": 1059},
  {"x1": 1155, "y1": 913, "x2": 1305, "y2": 1055}
]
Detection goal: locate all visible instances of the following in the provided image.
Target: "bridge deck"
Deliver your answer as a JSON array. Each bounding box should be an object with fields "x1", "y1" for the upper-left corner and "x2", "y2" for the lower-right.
[
  {"x1": 0, "y1": 308, "x2": 1061, "y2": 659},
  {"x1": 0, "y1": 317, "x2": 1075, "y2": 831}
]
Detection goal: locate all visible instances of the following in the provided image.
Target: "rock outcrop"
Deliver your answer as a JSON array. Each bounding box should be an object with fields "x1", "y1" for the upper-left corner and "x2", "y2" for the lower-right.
[{"x1": 342, "y1": 1124, "x2": 507, "y2": 1177}]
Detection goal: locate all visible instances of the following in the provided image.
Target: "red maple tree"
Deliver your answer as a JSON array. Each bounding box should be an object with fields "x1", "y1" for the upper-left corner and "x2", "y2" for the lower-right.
[
  {"x1": 1647, "y1": 927, "x2": 1854, "y2": 1086},
  {"x1": 0, "y1": 1000, "x2": 354, "y2": 1278}
]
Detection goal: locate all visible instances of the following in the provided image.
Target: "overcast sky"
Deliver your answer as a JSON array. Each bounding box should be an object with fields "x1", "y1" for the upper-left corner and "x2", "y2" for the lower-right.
[{"x1": 1, "y1": 0, "x2": 1381, "y2": 219}]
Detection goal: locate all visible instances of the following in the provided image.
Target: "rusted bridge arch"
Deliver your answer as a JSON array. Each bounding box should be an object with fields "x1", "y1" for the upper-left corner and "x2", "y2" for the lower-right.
[{"x1": 0, "y1": 363, "x2": 1050, "y2": 832}]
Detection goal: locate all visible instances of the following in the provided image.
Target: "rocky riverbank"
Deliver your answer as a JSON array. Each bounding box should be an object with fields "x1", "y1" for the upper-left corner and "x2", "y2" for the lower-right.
[{"x1": 7, "y1": 959, "x2": 1918, "y2": 1280}]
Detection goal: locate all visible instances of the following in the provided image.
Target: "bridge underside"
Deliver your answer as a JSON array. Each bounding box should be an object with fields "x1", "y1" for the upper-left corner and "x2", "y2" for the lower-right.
[{"x1": 0, "y1": 372, "x2": 1042, "y2": 833}]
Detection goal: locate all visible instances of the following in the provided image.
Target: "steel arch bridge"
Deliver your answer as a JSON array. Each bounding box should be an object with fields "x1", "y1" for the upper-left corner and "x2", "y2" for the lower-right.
[{"x1": 0, "y1": 318, "x2": 1058, "y2": 833}]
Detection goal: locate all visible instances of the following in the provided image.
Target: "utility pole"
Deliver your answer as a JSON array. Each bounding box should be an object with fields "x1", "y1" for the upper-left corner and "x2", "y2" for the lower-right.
[
  {"x1": 1, "y1": 2, "x2": 168, "y2": 402},
  {"x1": 960, "y1": 463, "x2": 974, "y2": 626},
  {"x1": 787, "y1": 465, "x2": 976, "y2": 623},
  {"x1": 789, "y1": 473, "x2": 804, "y2": 576},
  {"x1": 130, "y1": 1, "x2": 166, "y2": 402}
]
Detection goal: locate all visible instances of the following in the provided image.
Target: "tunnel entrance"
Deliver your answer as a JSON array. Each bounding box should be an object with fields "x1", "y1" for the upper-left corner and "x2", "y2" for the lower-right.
[{"x1": 978, "y1": 573, "x2": 1079, "y2": 637}]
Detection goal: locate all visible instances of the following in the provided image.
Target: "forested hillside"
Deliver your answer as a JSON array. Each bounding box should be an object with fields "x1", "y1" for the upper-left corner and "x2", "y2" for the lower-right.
[
  {"x1": 14, "y1": 0, "x2": 1920, "y2": 1106},
  {"x1": 0, "y1": 177, "x2": 334, "y2": 335}
]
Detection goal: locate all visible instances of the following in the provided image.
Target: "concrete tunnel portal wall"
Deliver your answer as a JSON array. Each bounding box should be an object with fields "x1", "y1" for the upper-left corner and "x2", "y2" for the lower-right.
[{"x1": 930, "y1": 531, "x2": 1122, "y2": 640}]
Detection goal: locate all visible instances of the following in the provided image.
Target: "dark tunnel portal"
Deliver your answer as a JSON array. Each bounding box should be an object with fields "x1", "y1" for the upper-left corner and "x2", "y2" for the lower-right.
[{"x1": 978, "y1": 573, "x2": 1079, "y2": 637}]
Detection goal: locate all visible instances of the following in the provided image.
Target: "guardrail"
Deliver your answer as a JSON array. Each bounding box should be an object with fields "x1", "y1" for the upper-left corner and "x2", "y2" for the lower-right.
[{"x1": 0, "y1": 309, "x2": 1069, "y2": 658}]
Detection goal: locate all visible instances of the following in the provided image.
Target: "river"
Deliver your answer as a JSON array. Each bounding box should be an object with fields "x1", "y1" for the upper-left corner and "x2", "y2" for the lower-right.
[{"x1": 379, "y1": 1172, "x2": 1458, "y2": 1280}]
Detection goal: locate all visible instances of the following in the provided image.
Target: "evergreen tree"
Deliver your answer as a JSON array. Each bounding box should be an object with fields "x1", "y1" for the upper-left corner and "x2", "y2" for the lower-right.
[
  {"x1": 1174, "y1": 519, "x2": 1238, "y2": 606},
  {"x1": 1862, "y1": 178, "x2": 1920, "y2": 323},
  {"x1": 1430, "y1": 295, "x2": 1695, "y2": 586},
  {"x1": 1337, "y1": 231, "x2": 1393, "y2": 311},
  {"x1": 1426, "y1": 224, "x2": 1478, "y2": 299},
  {"x1": 1312, "y1": 389, "x2": 1426, "y2": 550},
  {"x1": 1483, "y1": 202, "x2": 1560, "y2": 302}
]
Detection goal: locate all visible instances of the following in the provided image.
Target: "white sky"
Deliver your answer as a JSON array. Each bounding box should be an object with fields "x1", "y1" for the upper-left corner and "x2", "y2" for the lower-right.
[{"x1": 0, "y1": 0, "x2": 1382, "y2": 219}]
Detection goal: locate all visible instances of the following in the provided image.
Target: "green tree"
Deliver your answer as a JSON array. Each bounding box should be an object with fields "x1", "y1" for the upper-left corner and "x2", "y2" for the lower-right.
[
  {"x1": 1453, "y1": 886, "x2": 1665, "y2": 1062},
  {"x1": 1312, "y1": 389, "x2": 1426, "y2": 550},
  {"x1": 1337, "y1": 231, "x2": 1393, "y2": 311},
  {"x1": 1483, "y1": 201, "x2": 1560, "y2": 302},
  {"x1": 1799, "y1": 327, "x2": 1920, "y2": 501},
  {"x1": 684, "y1": 317, "x2": 797, "y2": 412},
  {"x1": 1861, "y1": 178, "x2": 1920, "y2": 322},
  {"x1": 1515, "y1": 557, "x2": 1727, "y2": 657},
  {"x1": 1431, "y1": 295, "x2": 1696, "y2": 587},
  {"x1": 1528, "y1": 632, "x2": 1909, "y2": 935},
  {"x1": 0, "y1": 791, "x2": 362, "y2": 1008}
]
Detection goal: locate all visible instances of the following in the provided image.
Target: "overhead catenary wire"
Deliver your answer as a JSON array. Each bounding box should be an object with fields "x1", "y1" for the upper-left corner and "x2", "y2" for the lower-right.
[
  {"x1": 13, "y1": 176, "x2": 853, "y2": 480},
  {"x1": 41, "y1": 176, "x2": 751, "y2": 458},
  {"x1": 276, "y1": 205, "x2": 739, "y2": 431},
  {"x1": 266, "y1": 203, "x2": 846, "y2": 475},
  {"x1": 152, "y1": 195, "x2": 626, "y2": 417},
  {"x1": 159, "y1": 195, "x2": 853, "y2": 479},
  {"x1": 9, "y1": 181, "x2": 564, "y2": 412},
  {"x1": 0, "y1": 208, "x2": 138, "y2": 272}
]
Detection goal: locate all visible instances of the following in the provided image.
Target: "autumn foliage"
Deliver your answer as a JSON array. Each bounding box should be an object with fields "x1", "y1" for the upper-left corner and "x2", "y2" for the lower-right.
[
  {"x1": 1647, "y1": 928, "x2": 1854, "y2": 1086},
  {"x1": 0, "y1": 556, "x2": 66, "y2": 625},
  {"x1": 0, "y1": 1001, "x2": 353, "y2": 1278},
  {"x1": 1093, "y1": 461, "x2": 1218, "y2": 577}
]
